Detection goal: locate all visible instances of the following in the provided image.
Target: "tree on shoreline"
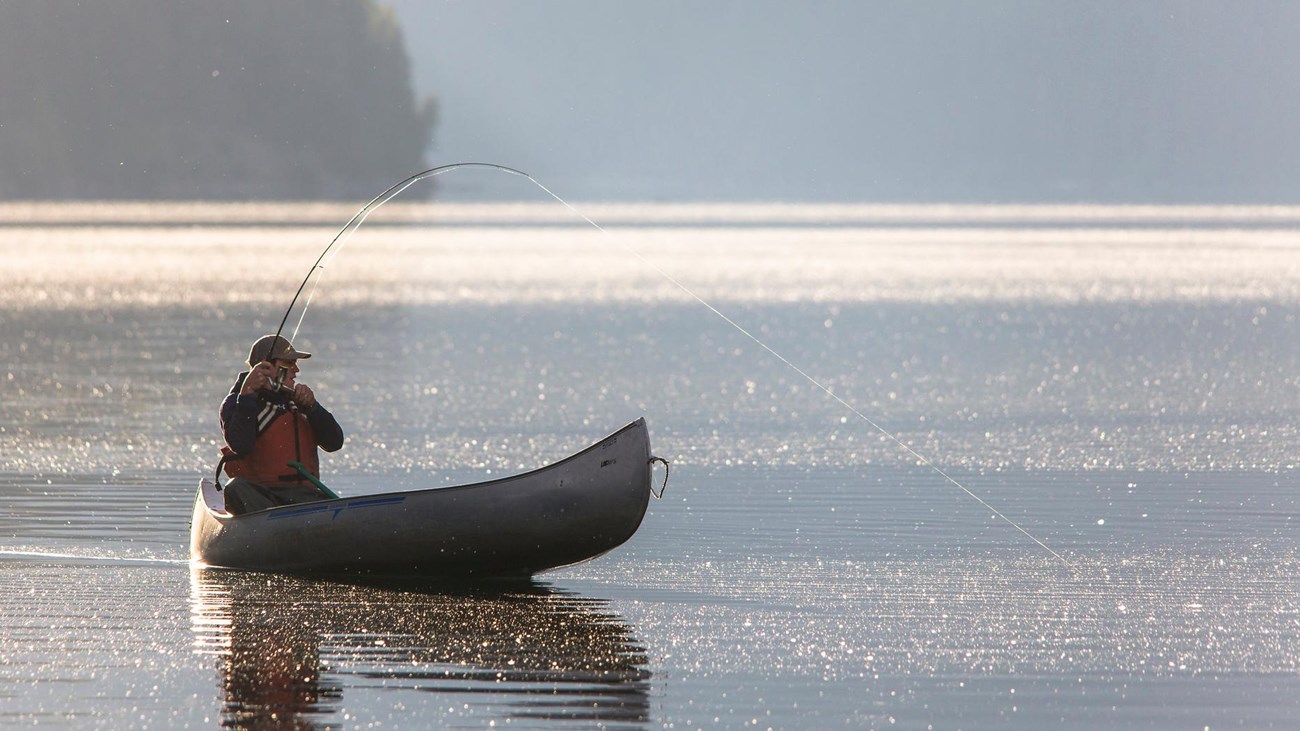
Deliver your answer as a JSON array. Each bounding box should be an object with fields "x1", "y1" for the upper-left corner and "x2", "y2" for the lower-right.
[{"x1": 0, "y1": 1, "x2": 435, "y2": 200}]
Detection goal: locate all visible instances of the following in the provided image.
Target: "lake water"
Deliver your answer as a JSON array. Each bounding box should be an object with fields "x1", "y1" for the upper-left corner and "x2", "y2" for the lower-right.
[{"x1": 1, "y1": 201, "x2": 1299, "y2": 729}]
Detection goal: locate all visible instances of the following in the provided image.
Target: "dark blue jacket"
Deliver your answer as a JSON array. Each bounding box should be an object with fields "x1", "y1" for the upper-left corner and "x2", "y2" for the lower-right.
[{"x1": 219, "y1": 372, "x2": 345, "y2": 456}]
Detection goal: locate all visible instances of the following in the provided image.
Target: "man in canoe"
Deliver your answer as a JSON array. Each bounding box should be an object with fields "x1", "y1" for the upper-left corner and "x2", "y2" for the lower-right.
[{"x1": 218, "y1": 334, "x2": 345, "y2": 514}]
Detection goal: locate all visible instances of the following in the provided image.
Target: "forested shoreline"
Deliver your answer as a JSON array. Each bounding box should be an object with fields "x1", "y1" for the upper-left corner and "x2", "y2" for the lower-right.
[{"x1": 0, "y1": 1, "x2": 434, "y2": 200}]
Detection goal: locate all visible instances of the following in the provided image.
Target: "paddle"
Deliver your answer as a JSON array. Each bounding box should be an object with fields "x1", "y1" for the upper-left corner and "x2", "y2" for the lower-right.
[{"x1": 287, "y1": 461, "x2": 340, "y2": 499}]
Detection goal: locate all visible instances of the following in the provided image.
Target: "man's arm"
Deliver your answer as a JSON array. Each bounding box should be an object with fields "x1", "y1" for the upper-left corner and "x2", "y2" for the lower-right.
[
  {"x1": 306, "y1": 403, "x2": 345, "y2": 452},
  {"x1": 220, "y1": 392, "x2": 262, "y2": 455},
  {"x1": 291, "y1": 383, "x2": 344, "y2": 452}
]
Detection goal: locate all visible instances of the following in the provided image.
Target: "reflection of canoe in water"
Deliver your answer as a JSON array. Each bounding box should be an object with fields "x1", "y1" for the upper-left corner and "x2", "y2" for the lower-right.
[
  {"x1": 189, "y1": 568, "x2": 651, "y2": 726},
  {"x1": 190, "y1": 418, "x2": 658, "y2": 578}
]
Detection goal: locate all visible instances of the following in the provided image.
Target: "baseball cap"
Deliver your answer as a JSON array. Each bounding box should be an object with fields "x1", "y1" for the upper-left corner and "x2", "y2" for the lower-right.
[{"x1": 247, "y1": 334, "x2": 312, "y2": 366}]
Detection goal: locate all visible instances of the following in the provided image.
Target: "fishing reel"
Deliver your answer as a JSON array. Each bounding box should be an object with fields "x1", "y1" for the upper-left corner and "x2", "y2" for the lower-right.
[
  {"x1": 254, "y1": 363, "x2": 291, "y2": 397},
  {"x1": 271, "y1": 364, "x2": 290, "y2": 392}
]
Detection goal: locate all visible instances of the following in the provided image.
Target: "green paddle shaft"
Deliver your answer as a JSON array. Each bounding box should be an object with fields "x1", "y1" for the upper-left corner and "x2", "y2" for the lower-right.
[{"x1": 287, "y1": 461, "x2": 340, "y2": 499}]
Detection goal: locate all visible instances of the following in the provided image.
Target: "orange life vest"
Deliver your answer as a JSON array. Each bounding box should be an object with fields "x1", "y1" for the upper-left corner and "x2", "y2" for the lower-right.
[{"x1": 221, "y1": 406, "x2": 320, "y2": 485}]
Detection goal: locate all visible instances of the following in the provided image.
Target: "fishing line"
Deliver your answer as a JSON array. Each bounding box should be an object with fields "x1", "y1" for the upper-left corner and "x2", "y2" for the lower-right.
[
  {"x1": 526, "y1": 179, "x2": 1074, "y2": 572},
  {"x1": 276, "y1": 163, "x2": 1073, "y2": 571}
]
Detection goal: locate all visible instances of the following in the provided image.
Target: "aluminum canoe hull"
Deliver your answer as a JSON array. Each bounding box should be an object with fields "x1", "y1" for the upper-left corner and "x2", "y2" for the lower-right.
[{"x1": 189, "y1": 418, "x2": 654, "y2": 578}]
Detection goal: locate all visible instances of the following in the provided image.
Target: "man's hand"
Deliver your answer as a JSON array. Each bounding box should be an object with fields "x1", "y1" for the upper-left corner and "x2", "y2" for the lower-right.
[
  {"x1": 240, "y1": 362, "x2": 276, "y2": 395},
  {"x1": 292, "y1": 384, "x2": 317, "y2": 410}
]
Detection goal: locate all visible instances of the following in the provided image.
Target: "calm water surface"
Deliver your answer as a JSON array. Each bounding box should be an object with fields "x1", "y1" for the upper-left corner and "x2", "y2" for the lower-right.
[{"x1": 1, "y1": 203, "x2": 1299, "y2": 729}]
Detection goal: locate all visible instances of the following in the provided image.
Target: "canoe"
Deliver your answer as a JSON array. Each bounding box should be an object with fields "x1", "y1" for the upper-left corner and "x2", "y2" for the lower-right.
[{"x1": 190, "y1": 418, "x2": 660, "y2": 578}]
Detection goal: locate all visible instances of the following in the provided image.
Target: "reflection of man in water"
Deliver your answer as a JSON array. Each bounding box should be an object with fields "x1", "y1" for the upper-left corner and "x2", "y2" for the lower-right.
[
  {"x1": 219, "y1": 334, "x2": 344, "y2": 514},
  {"x1": 193, "y1": 571, "x2": 651, "y2": 727},
  {"x1": 221, "y1": 598, "x2": 341, "y2": 729}
]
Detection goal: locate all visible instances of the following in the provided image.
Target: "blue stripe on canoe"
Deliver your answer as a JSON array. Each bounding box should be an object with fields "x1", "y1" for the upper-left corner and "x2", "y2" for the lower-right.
[
  {"x1": 345, "y1": 496, "x2": 407, "y2": 508},
  {"x1": 266, "y1": 495, "x2": 407, "y2": 521}
]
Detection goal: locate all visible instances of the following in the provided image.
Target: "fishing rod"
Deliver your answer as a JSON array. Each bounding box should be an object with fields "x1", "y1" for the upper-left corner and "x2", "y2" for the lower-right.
[
  {"x1": 270, "y1": 162, "x2": 1073, "y2": 571},
  {"x1": 271, "y1": 162, "x2": 530, "y2": 351}
]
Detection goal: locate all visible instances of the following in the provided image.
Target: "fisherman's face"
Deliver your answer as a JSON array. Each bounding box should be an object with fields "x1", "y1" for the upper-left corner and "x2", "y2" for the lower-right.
[{"x1": 271, "y1": 358, "x2": 300, "y2": 389}]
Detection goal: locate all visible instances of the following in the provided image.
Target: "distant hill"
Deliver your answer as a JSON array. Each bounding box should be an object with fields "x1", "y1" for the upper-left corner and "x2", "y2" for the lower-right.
[{"x1": 0, "y1": 1, "x2": 435, "y2": 200}]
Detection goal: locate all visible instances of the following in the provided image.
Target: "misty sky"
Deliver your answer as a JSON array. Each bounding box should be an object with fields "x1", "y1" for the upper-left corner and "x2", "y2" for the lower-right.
[{"x1": 387, "y1": 1, "x2": 1300, "y2": 203}]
